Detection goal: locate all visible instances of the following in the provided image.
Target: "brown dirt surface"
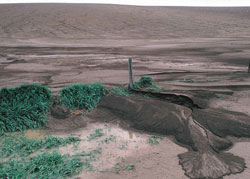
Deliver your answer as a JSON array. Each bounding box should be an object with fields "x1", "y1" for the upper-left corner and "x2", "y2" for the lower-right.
[
  {"x1": 0, "y1": 4, "x2": 250, "y2": 42},
  {"x1": 1, "y1": 4, "x2": 250, "y2": 179}
]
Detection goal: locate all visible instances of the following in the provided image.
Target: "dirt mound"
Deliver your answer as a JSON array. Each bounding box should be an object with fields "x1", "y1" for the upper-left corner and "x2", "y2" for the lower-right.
[
  {"x1": 91, "y1": 94, "x2": 250, "y2": 178},
  {"x1": 193, "y1": 108, "x2": 250, "y2": 138},
  {"x1": 95, "y1": 94, "x2": 194, "y2": 146},
  {"x1": 45, "y1": 113, "x2": 88, "y2": 133}
]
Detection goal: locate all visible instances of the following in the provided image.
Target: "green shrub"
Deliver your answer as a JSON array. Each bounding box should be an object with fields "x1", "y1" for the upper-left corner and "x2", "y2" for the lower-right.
[
  {"x1": 0, "y1": 151, "x2": 83, "y2": 179},
  {"x1": 59, "y1": 83, "x2": 106, "y2": 110},
  {"x1": 0, "y1": 84, "x2": 52, "y2": 136},
  {"x1": 133, "y1": 76, "x2": 160, "y2": 91},
  {"x1": 139, "y1": 76, "x2": 153, "y2": 87}
]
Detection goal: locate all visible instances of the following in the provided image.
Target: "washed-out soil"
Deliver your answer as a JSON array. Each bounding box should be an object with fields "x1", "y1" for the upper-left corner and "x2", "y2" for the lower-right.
[{"x1": 1, "y1": 4, "x2": 250, "y2": 179}]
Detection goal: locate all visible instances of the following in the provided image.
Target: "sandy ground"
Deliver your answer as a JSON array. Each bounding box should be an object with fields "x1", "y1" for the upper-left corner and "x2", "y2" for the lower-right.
[
  {"x1": 56, "y1": 122, "x2": 188, "y2": 179},
  {"x1": 1, "y1": 4, "x2": 250, "y2": 179}
]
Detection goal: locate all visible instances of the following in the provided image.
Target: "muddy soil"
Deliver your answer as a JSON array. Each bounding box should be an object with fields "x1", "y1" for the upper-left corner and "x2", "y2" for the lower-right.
[
  {"x1": 1, "y1": 37, "x2": 250, "y2": 178},
  {"x1": 1, "y1": 4, "x2": 250, "y2": 179}
]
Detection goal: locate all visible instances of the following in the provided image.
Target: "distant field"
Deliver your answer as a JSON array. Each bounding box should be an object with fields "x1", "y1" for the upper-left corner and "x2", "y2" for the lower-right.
[{"x1": 0, "y1": 4, "x2": 250, "y2": 43}]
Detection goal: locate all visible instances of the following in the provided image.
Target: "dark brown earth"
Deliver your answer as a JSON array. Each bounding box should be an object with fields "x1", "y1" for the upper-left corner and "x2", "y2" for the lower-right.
[
  {"x1": 90, "y1": 93, "x2": 250, "y2": 178},
  {"x1": 1, "y1": 4, "x2": 250, "y2": 179}
]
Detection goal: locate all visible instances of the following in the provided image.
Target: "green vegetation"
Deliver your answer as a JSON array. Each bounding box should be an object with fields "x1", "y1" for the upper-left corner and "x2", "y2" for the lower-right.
[
  {"x1": 102, "y1": 135, "x2": 116, "y2": 144},
  {"x1": 177, "y1": 78, "x2": 195, "y2": 83},
  {"x1": 77, "y1": 147, "x2": 102, "y2": 157},
  {"x1": 87, "y1": 128, "x2": 105, "y2": 141},
  {"x1": 124, "y1": 164, "x2": 135, "y2": 171},
  {"x1": 0, "y1": 151, "x2": 83, "y2": 179},
  {"x1": 0, "y1": 145, "x2": 104, "y2": 178},
  {"x1": 138, "y1": 76, "x2": 153, "y2": 86},
  {"x1": 0, "y1": 84, "x2": 52, "y2": 136},
  {"x1": 75, "y1": 147, "x2": 103, "y2": 172},
  {"x1": 0, "y1": 133, "x2": 104, "y2": 178},
  {"x1": 59, "y1": 83, "x2": 106, "y2": 110},
  {"x1": 216, "y1": 95, "x2": 223, "y2": 99},
  {"x1": 109, "y1": 87, "x2": 131, "y2": 96},
  {"x1": 147, "y1": 135, "x2": 163, "y2": 146},
  {"x1": 182, "y1": 78, "x2": 195, "y2": 83},
  {"x1": 234, "y1": 71, "x2": 243, "y2": 75},
  {"x1": 0, "y1": 135, "x2": 81, "y2": 158},
  {"x1": 133, "y1": 76, "x2": 161, "y2": 91},
  {"x1": 119, "y1": 144, "x2": 126, "y2": 150}
]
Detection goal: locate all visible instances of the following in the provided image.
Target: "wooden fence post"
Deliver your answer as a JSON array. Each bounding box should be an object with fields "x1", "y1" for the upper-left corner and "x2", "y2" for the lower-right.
[{"x1": 128, "y1": 58, "x2": 134, "y2": 88}]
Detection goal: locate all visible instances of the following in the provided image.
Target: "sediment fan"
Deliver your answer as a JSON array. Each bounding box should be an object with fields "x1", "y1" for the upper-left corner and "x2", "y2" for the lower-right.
[{"x1": 91, "y1": 89, "x2": 250, "y2": 179}]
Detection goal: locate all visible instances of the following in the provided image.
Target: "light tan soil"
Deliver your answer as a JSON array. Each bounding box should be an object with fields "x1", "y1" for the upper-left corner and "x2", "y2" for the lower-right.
[{"x1": 55, "y1": 122, "x2": 188, "y2": 179}]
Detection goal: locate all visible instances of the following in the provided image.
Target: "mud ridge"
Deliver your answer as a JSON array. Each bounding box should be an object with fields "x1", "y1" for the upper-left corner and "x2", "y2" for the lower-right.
[
  {"x1": 130, "y1": 88, "x2": 201, "y2": 109},
  {"x1": 92, "y1": 91, "x2": 250, "y2": 179}
]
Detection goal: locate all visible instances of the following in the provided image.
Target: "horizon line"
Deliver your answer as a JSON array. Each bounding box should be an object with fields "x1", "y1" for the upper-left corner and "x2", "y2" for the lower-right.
[{"x1": 1, "y1": 1, "x2": 250, "y2": 7}]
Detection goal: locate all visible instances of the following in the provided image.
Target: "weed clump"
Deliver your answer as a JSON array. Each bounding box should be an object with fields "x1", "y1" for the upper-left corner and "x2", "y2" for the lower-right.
[
  {"x1": 139, "y1": 76, "x2": 153, "y2": 87},
  {"x1": 124, "y1": 164, "x2": 135, "y2": 171},
  {"x1": 59, "y1": 83, "x2": 106, "y2": 110},
  {"x1": 147, "y1": 135, "x2": 163, "y2": 146},
  {"x1": 133, "y1": 76, "x2": 160, "y2": 91},
  {"x1": 87, "y1": 128, "x2": 105, "y2": 141},
  {"x1": 0, "y1": 84, "x2": 52, "y2": 136}
]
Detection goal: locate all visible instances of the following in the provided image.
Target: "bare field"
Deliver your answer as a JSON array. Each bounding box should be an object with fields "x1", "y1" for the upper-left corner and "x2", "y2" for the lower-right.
[{"x1": 1, "y1": 4, "x2": 250, "y2": 179}]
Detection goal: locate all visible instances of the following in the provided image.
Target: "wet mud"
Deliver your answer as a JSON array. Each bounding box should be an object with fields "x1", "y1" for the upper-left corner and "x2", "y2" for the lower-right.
[{"x1": 92, "y1": 93, "x2": 250, "y2": 179}]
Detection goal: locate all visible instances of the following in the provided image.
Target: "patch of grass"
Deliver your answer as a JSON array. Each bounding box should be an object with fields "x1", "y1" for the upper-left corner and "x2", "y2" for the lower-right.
[
  {"x1": 0, "y1": 135, "x2": 104, "y2": 178},
  {"x1": 119, "y1": 145, "x2": 126, "y2": 150},
  {"x1": 183, "y1": 78, "x2": 195, "y2": 83},
  {"x1": 113, "y1": 163, "x2": 120, "y2": 170},
  {"x1": 109, "y1": 87, "x2": 131, "y2": 96},
  {"x1": 0, "y1": 84, "x2": 52, "y2": 136},
  {"x1": 102, "y1": 135, "x2": 116, "y2": 144},
  {"x1": 0, "y1": 135, "x2": 81, "y2": 158},
  {"x1": 87, "y1": 128, "x2": 105, "y2": 141},
  {"x1": 133, "y1": 76, "x2": 161, "y2": 91},
  {"x1": 147, "y1": 135, "x2": 163, "y2": 146},
  {"x1": 124, "y1": 164, "x2": 135, "y2": 171},
  {"x1": 76, "y1": 147, "x2": 102, "y2": 171},
  {"x1": 216, "y1": 95, "x2": 223, "y2": 99},
  {"x1": 177, "y1": 78, "x2": 195, "y2": 83},
  {"x1": 0, "y1": 151, "x2": 83, "y2": 179},
  {"x1": 234, "y1": 71, "x2": 243, "y2": 75},
  {"x1": 59, "y1": 83, "x2": 106, "y2": 111},
  {"x1": 77, "y1": 147, "x2": 102, "y2": 157},
  {"x1": 44, "y1": 136, "x2": 81, "y2": 149}
]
